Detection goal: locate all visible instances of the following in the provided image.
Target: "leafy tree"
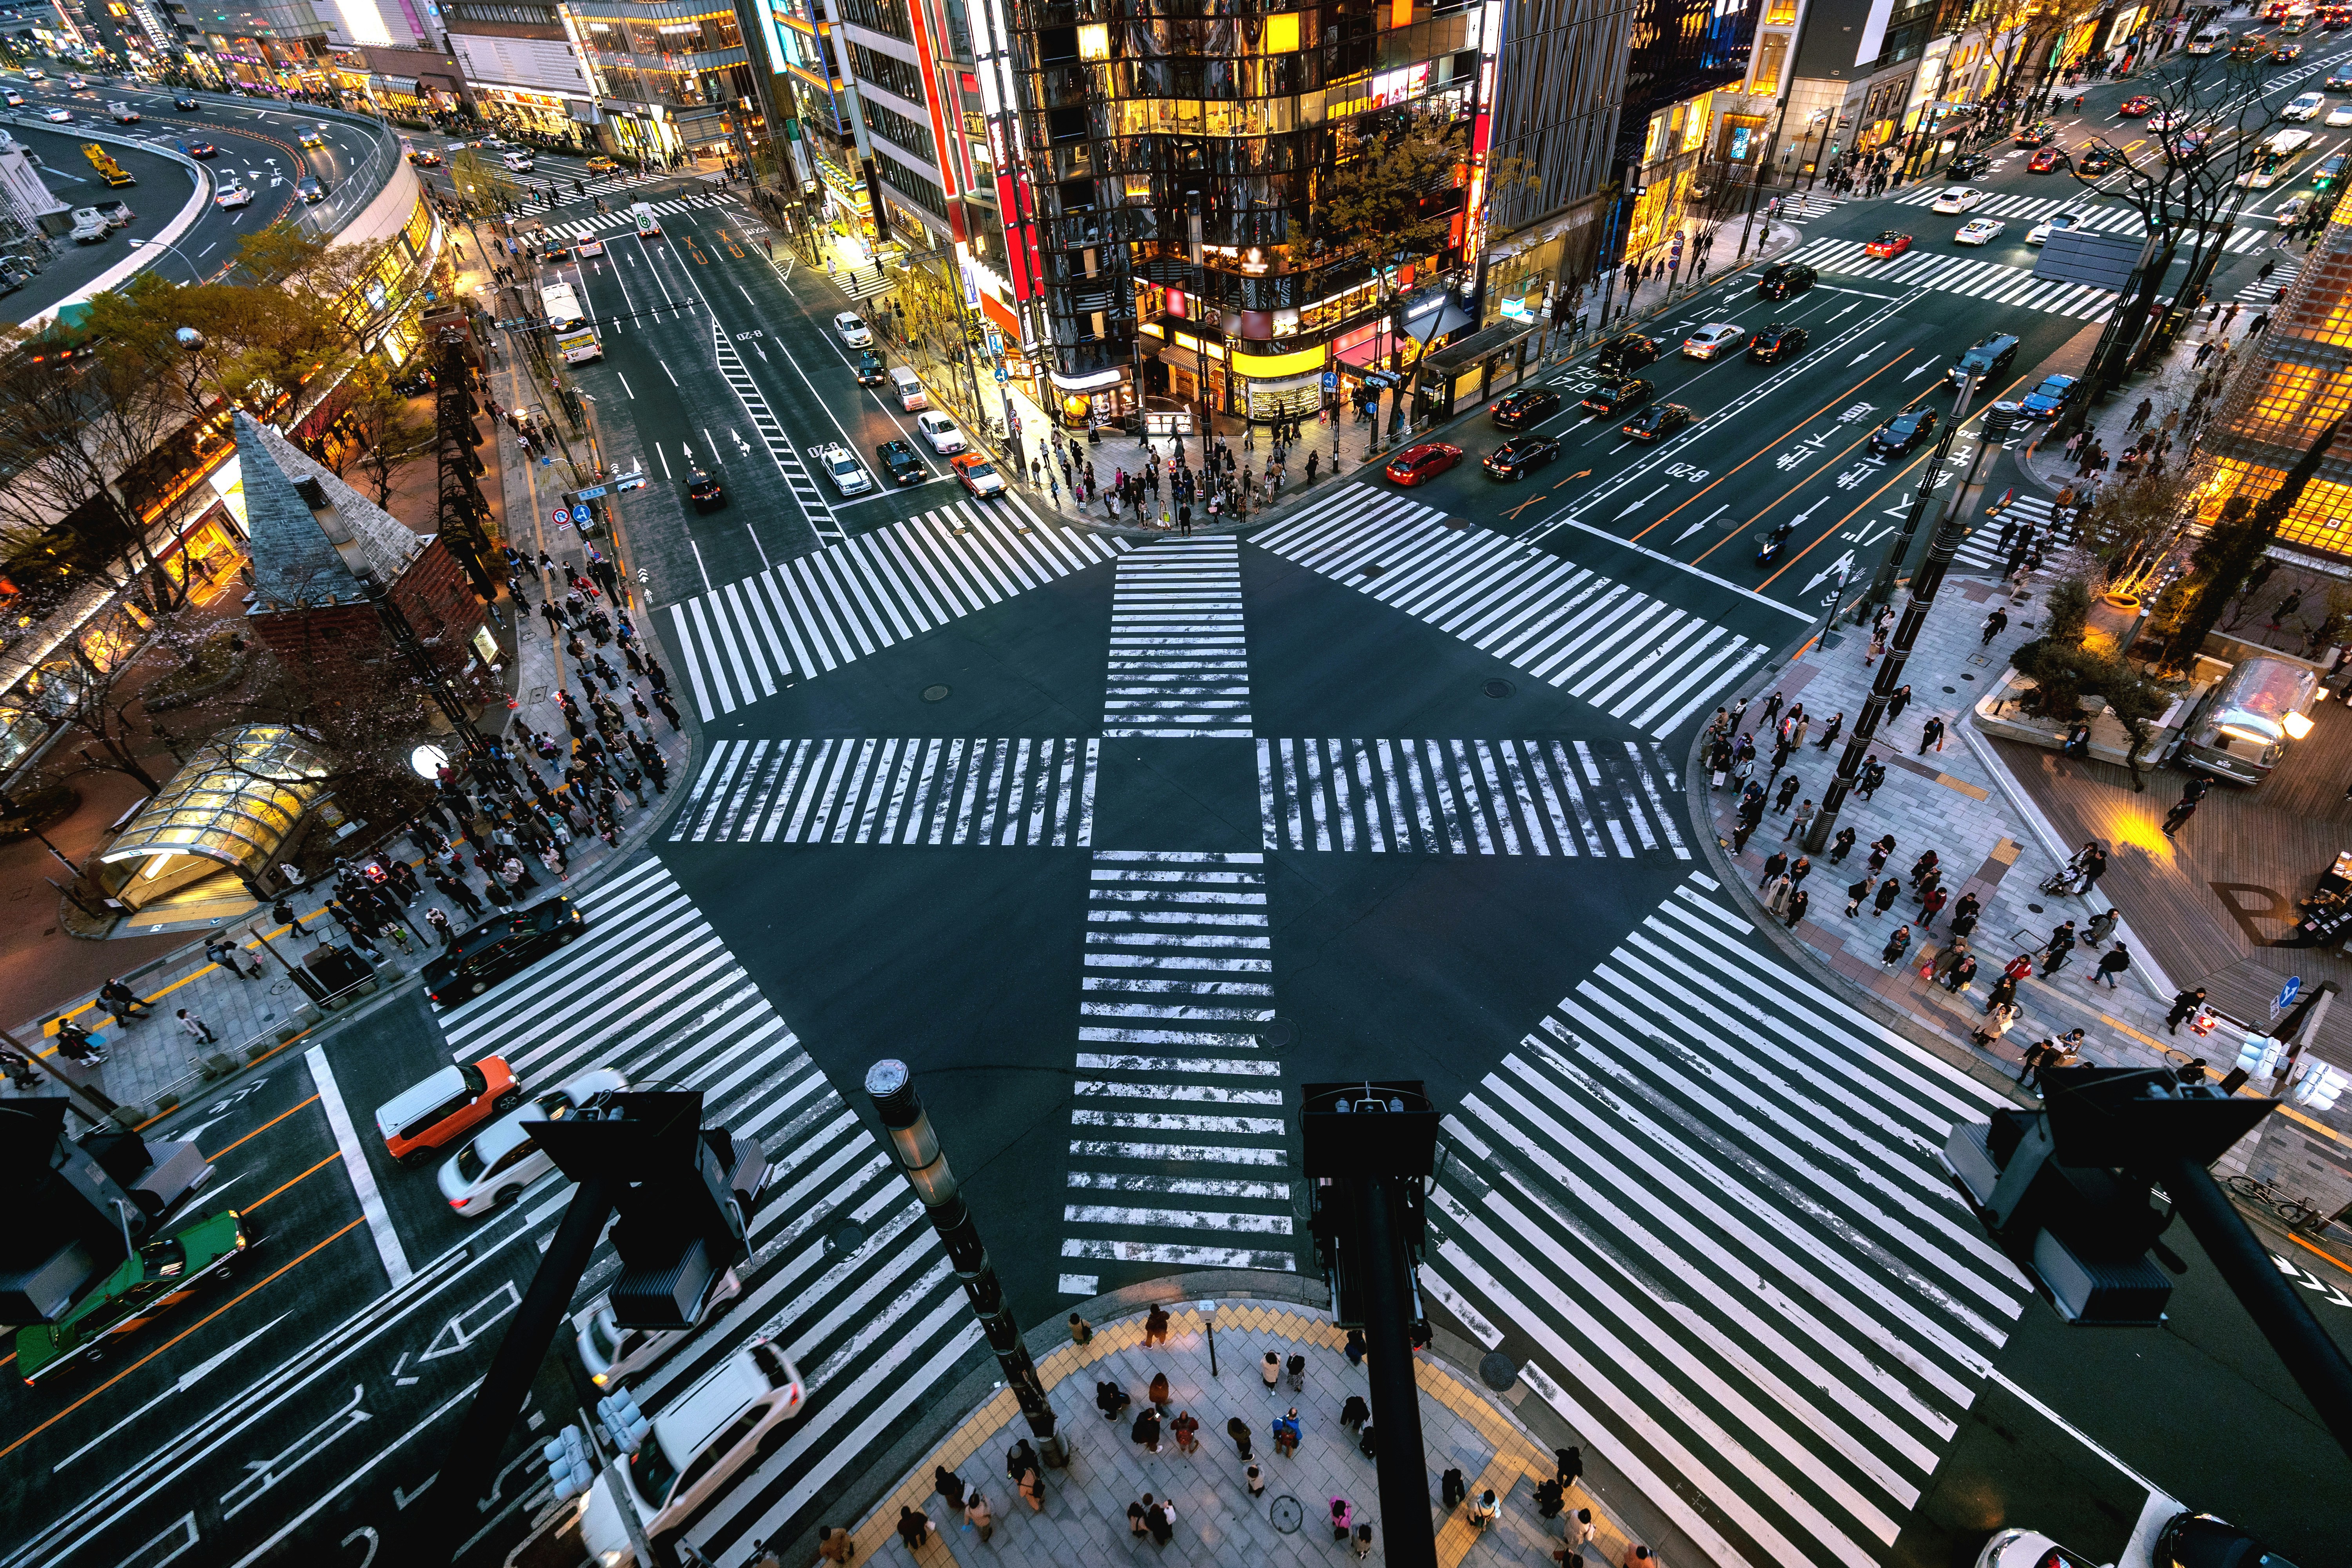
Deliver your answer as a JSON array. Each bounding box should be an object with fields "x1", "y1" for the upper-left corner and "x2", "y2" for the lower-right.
[
  {"x1": 333, "y1": 362, "x2": 439, "y2": 508},
  {"x1": 1308, "y1": 111, "x2": 1469, "y2": 410}
]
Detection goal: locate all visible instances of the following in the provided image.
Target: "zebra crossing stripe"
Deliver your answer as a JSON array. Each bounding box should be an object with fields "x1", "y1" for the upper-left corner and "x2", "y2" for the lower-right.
[
  {"x1": 1104, "y1": 538, "x2": 1253, "y2": 738},
  {"x1": 1786, "y1": 238, "x2": 2117, "y2": 320},
  {"x1": 1059, "y1": 850, "x2": 1292, "y2": 1292},
  {"x1": 1426, "y1": 877, "x2": 2026, "y2": 1568},
  {"x1": 1253, "y1": 486, "x2": 1766, "y2": 737},
  {"x1": 1253, "y1": 737, "x2": 1690, "y2": 858},
  {"x1": 429, "y1": 858, "x2": 977, "y2": 1565},
  {"x1": 671, "y1": 735, "x2": 1101, "y2": 846},
  {"x1": 661, "y1": 510, "x2": 1129, "y2": 719}
]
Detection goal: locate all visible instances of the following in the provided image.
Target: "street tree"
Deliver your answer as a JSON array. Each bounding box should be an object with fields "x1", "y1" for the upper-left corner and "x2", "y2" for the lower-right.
[
  {"x1": 1308, "y1": 111, "x2": 1470, "y2": 414},
  {"x1": 332, "y1": 361, "x2": 440, "y2": 508}
]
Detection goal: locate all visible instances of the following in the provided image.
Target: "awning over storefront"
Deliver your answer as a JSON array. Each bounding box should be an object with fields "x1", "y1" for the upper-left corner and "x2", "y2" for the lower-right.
[
  {"x1": 379, "y1": 75, "x2": 419, "y2": 94},
  {"x1": 98, "y1": 724, "x2": 331, "y2": 882}
]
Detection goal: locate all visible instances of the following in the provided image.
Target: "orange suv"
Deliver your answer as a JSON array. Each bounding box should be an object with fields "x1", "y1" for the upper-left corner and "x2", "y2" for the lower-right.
[{"x1": 376, "y1": 1056, "x2": 520, "y2": 1167}]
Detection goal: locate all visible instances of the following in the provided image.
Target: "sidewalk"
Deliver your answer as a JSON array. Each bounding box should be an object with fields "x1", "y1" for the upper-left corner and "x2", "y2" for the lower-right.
[
  {"x1": 809, "y1": 1296, "x2": 1645, "y2": 1568},
  {"x1": 4, "y1": 230, "x2": 695, "y2": 1128}
]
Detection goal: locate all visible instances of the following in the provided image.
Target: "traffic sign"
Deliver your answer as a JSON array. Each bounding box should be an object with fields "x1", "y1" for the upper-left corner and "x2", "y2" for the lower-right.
[
  {"x1": 1321, "y1": 370, "x2": 1338, "y2": 392},
  {"x1": 575, "y1": 485, "x2": 608, "y2": 500},
  {"x1": 571, "y1": 505, "x2": 592, "y2": 526},
  {"x1": 994, "y1": 365, "x2": 1007, "y2": 383},
  {"x1": 2275, "y1": 976, "x2": 2303, "y2": 1014},
  {"x1": 550, "y1": 505, "x2": 568, "y2": 525}
]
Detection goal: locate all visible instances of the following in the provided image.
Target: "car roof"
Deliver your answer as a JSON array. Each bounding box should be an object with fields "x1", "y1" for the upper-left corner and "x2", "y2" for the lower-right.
[
  {"x1": 378, "y1": 1063, "x2": 469, "y2": 1129},
  {"x1": 463, "y1": 1104, "x2": 544, "y2": 1169},
  {"x1": 656, "y1": 1350, "x2": 772, "y2": 1464}
]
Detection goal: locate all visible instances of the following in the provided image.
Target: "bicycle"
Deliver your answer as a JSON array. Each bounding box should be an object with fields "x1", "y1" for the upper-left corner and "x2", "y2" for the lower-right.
[{"x1": 2227, "y1": 1173, "x2": 2324, "y2": 1230}]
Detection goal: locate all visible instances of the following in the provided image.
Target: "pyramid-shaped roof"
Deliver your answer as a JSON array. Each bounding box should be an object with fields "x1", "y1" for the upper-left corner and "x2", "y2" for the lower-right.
[{"x1": 236, "y1": 409, "x2": 425, "y2": 612}]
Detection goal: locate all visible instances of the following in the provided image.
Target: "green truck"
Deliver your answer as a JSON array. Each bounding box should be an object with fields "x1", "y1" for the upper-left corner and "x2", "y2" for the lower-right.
[{"x1": 15, "y1": 1208, "x2": 258, "y2": 1385}]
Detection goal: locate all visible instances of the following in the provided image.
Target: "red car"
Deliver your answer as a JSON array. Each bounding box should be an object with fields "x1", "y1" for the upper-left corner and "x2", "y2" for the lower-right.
[
  {"x1": 2119, "y1": 95, "x2": 2157, "y2": 115},
  {"x1": 2028, "y1": 147, "x2": 2065, "y2": 173},
  {"x1": 1863, "y1": 230, "x2": 1913, "y2": 258},
  {"x1": 1384, "y1": 443, "x2": 1462, "y2": 486}
]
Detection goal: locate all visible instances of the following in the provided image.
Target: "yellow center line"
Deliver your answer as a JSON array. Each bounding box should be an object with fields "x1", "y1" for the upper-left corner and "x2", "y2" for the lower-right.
[
  {"x1": 0, "y1": 1217, "x2": 365, "y2": 1462},
  {"x1": 204, "y1": 1094, "x2": 322, "y2": 1164}
]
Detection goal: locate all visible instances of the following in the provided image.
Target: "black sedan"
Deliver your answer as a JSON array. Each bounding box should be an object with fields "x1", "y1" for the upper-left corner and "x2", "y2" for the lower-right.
[
  {"x1": 296, "y1": 175, "x2": 327, "y2": 203},
  {"x1": 1747, "y1": 323, "x2": 1809, "y2": 364},
  {"x1": 1483, "y1": 433, "x2": 1561, "y2": 480},
  {"x1": 853, "y1": 350, "x2": 888, "y2": 386},
  {"x1": 1490, "y1": 387, "x2": 1562, "y2": 428},
  {"x1": 2076, "y1": 147, "x2": 2120, "y2": 175},
  {"x1": 1947, "y1": 153, "x2": 1995, "y2": 179},
  {"x1": 1582, "y1": 377, "x2": 1654, "y2": 418},
  {"x1": 2019, "y1": 373, "x2": 2080, "y2": 421},
  {"x1": 688, "y1": 468, "x2": 726, "y2": 512},
  {"x1": 1869, "y1": 406, "x2": 1941, "y2": 455},
  {"x1": 1755, "y1": 262, "x2": 1817, "y2": 301},
  {"x1": 183, "y1": 139, "x2": 216, "y2": 158},
  {"x1": 1622, "y1": 402, "x2": 1694, "y2": 443},
  {"x1": 423, "y1": 896, "x2": 588, "y2": 1007},
  {"x1": 172, "y1": 94, "x2": 199, "y2": 110},
  {"x1": 1592, "y1": 334, "x2": 1660, "y2": 376},
  {"x1": 877, "y1": 437, "x2": 926, "y2": 485}
]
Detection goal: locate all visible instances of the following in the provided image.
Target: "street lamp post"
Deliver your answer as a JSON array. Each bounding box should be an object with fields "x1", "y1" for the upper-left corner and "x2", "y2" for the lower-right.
[{"x1": 126, "y1": 234, "x2": 205, "y2": 281}]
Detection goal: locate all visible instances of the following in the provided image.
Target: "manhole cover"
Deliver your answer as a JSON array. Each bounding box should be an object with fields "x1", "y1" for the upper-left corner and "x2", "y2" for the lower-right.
[
  {"x1": 1482, "y1": 679, "x2": 1515, "y2": 699},
  {"x1": 823, "y1": 1219, "x2": 866, "y2": 1257},
  {"x1": 1357, "y1": 563, "x2": 1387, "y2": 579},
  {"x1": 2027, "y1": 903, "x2": 2044, "y2": 914},
  {"x1": 1479, "y1": 1351, "x2": 1519, "y2": 1391},
  {"x1": 1960, "y1": 673, "x2": 1975, "y2": 681},
  {"x1": 1270, "y1": 1496, "x2": 1305, "y2": 1534},
  {"x1": 921, "y1": 684, "x2": 950, "y2": 702},
  {"x1": 1259, "y1": 1017, "x2": 1297, "y2": 1048},
  {"x1": 1942, "y1": 686, "x2": 1957, "y2": 694}
]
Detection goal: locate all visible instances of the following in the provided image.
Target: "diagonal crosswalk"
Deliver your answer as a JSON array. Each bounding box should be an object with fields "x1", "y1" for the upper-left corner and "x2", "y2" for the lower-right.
[
  {"x1": 1059, "y1": 850, "x2": 1295, "y2": 1292},
  {"x1": 434, "y1": 859, "x2": 980, "y2": 1566},
  {"x1": 1419, "y1": 875, "x2": 2026, "y2": 1568},
  {"x1": 1104, "y1": 539, "x2": 1253, "y2": 738},
  {"x1": 1785, "y1": 236, "x2": 2120, "y2": 319},
  {"x1": 1252, "y1": 486, "x2": 1769, "y2": 738},
  {"x1": 1887, "y1": 186, "x2": 2268, "y2": 253},
  {"x1": 662, "y1": 506, "x2": 1129, "y2": 720},
  {"x1": 1254, "y1": 737, "x2": 1689, "y2": 859},
  {"x1": 669, "y1": 736, "x2": 1100, "y2": 846}
]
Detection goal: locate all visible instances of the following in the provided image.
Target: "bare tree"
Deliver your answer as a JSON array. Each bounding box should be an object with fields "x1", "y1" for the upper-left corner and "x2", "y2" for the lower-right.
[{"x1": 330, "y1": 363, "x2": 440, "y2": 508}]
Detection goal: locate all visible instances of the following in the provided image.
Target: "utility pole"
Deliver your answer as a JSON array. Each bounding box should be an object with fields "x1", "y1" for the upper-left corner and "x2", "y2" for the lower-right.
[
  {"x1": 1806, "y1": 374, "x2": 1989, "y2": 856},
  {"x1": 865, "y1": 1060, "x2": 1067, "y2": 1465}
]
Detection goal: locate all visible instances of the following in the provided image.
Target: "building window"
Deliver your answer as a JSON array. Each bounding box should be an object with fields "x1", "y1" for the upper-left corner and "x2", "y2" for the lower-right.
[
  {"x1": 862, "y1": 96, "x2": 931, "y2": 158},
  {"x1": 849, "y1": 40, "x2": 926, "y2": 103},
  {"x1": 1750, "y1": 33, "x2": 1786, "y2": 94},
  {"x1": 835, "y1": 0, "x2": 910, "y2": 42},
  {"x1": 877, "y1": 150, "x2": 949, "y2": 217}
]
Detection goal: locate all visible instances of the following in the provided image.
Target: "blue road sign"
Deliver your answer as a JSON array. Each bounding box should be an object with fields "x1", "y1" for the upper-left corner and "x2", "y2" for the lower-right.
[
  {"x1": 574, "y1": 485, "x2": 608, "y2": 500},
  {"x1": 1321, "y1": 370, "x2": 1338, "y2": 391},
  {"x1": 571, "y1": 505, "x2": 592, "y2": 526},
  {"x1": 2276, "y1": 976, "x2": 2303, "y2": 1013}
]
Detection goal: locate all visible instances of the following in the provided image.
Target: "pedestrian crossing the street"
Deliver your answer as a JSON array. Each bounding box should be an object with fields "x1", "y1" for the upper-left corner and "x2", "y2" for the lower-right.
[
  {"x1": 1059, "y1": 850, "x2": 1294, "y2": 1293},
  {"x1": 670, "y1": 736, "x2": 1101, "y2": 846},
  {"x1": 1252, "y1": 486, "x2": 1770, "y2": 739},
  {"x1": 2234, "y1": 257, "x2": 2302, "y2": 304},
  {"x1": 1254, "y1": 737, "x2": 1690, "y2": 860},
  {"x1": 828, "y1": 263, "x2": 896, "y2": 301},
  {"x1": 1961, "y1": 493, "x2": 2072, "y2": 575},
  {"x1": 1419, "y1": 876, "x2": 2027, "y2": 1568},
  {"x1": 1104, "y1": 539, "x2": 1254, "y2": 738},
  {"x1": 1785, "y1": 237, "x2": 2121, "y2": 320},
  {"x1": 1887, "y1": 187, "x2": 2270, "y2": 254},
  {"x1": 662, "y1": 507, "x2": 1129, "y2": 720},
  {"x1": 436, "y1": 859, "x2": 981, "y2": 1566}
]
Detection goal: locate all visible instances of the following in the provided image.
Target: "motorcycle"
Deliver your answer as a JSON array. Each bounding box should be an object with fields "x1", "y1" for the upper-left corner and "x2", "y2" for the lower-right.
[{"x1": 1755, "y1": 519, "x2": 1796, "y2": 567}]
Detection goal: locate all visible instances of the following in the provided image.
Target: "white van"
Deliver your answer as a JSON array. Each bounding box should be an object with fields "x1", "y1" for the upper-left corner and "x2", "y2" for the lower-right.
[
  {"x1": 578, "y1": 1342, "x2": 805, "y2": 1563},
  {"x1": 575, "y1": 1268, "x2": 743, "y2": 1388},
  {"x1": 2189, "y1": 22, "x2": 2232, "y2": 52},
  {"x1": 632, "y1": 201, "x2": 661, "y2": 238},
  {"x1": 888, "y1": 365, "x2": 928, "y2": 411}
]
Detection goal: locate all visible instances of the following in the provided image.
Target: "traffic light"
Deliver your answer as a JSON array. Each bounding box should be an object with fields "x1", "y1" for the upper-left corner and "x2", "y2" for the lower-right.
[
  {"x1": 543, "y1": 1425, "x2": 593, "y2": 1502},
  {"x1": 1942, "y1": 1066, "x2": 2270, "y2": 1325},
  {"x1": 1302, "y1": 1082, "x2": 1438, "y2": 1328}
]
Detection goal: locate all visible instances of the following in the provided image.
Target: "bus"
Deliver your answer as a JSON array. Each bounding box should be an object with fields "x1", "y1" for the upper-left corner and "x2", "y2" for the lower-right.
[
  {"x1": 539, "y1": 281, "x2": 601, "y2": 364},
  {"x1": 632, "y1": 201, "x2": 661, "y2": 238}
]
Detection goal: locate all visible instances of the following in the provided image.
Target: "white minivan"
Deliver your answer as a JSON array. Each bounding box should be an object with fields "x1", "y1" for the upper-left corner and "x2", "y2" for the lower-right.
[
  {"x1": 579, "y1": 1342, "x2": 805, "y2": 1564},
  {"x1": 888, "y1": 365, "x2": 928, "y2": 411}
]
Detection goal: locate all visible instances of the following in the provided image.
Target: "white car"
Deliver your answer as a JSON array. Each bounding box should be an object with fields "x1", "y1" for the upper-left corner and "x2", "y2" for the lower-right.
[
  {"x1": 576, "y1": 1269, "x2": 744, "y2": 1388},
  {"x1": 435, "y1": 1066, "x2": 626, "y2": 1216},
  {"x1": 502, "y1": 150, "x2": 534, "y2": 171},
  {"x1": 2025, "y1": 212, "x2": 2080, "y2": 245},
  {"x1": 213, "y1": 181, "x2": 251, "y2": 208},
  {"x1": 817, "y1": 442, "x2": 873, "y2": 494},
  {"x1": 41, "y1": 106, "x2": 69, "y2": 122},
  {"x1": 2329, "y1": 105, "x2": 2352, "y2": 127},
  {"x1": 2145, "y1": 109, "x2": 2178, "y2": 131},
  {"x1": 1955, "y1": 216, "x2": 2006, "y2": 245},
  {"x1": 1972, "y1": 1527, "x2": 2100, "y2": 1568},
  {"x1": 2285, "y1": 91, "x2": 2327, "y2": 121},
  {"x1": 69, "y1": 209, "x2": 108, "y2": 243},
  {"x1": 577, "y1": 236, "x2": 605, "y2": 257},
  {"x1": 579, "y1": 1343, "x2": 806, "y2": 1567},
  {"x1": 914, "y1": 410, "x2": 965, "y2": 454},
  {"x1": 1931, "y1": 187, "x2": 1985, "y2": 213},
  {"x1": 833, "y1": 310, "x2": 872, "y2": 347},
  {"x1": 63, "y1": 74, "x2": 85, "y2": 89},
  {"x1": 1681, "y1": 323, "x2": 1745, "y2": 359}
]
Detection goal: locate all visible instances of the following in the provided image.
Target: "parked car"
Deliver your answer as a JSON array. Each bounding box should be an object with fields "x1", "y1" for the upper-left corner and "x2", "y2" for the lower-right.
[
  {"x1": 1746, "y1": 323, "x2": 1809, "y2": 364},
  {"x1": 375, "y1": 1056, "x2": 521, "y2": 1166},
  {"x1": 69, "y1": 208, "x2": 108, "y2": 243},
  {"x1": 92, "y1": 198, "x2": 131, "y2": 228},
  {"x1": 877, "y1": 438, "x2": 926, "y2": 485},
  {"x1": 1869, "y1": 405, "x2": 1941, "y2": 455},
  {"x1": 1482, "y1": 433, "x2": 1560, "y2": 480},
  {"x1": 1489, "y1": 387, "x2": 1561, "y2": 427},
  {"x1": 915, "y1": 410, "x2": 964, "y2": 453},
  {"x1": 1581, "y1": 377, "x2": 1654, "y2": 418},
  {"x1": 14, "y1": 1209, "x2": 257, "y2": 1384},
  {"x1": 1863, "y1": 230, "x2": 1914, "y2": 258},
  {"x1": 1621, "y1": 402, "x2": 1693, "y2": 443},
  {"x1": 1754, "y1": 261, "x2": 1817, "y2": 299},
  {"x1": 1680, "y1": 323, "x2": 1744, "y2": 359},
  {"x1": 949, "y1": 451, "x2": 1005, "y2": 496},
  {"x1": 422, "y1": 895, "x2": 590, "y2": 1007},
  {"x1": 436, "y1": 1067, "x2": 628, "y2": 1216},
  {"x1": 688, "y1": 468, "x2": 726, "y2": 513},
  {"x1": 1383, "y1": 442, "x2": 1462, "y2": 486}
]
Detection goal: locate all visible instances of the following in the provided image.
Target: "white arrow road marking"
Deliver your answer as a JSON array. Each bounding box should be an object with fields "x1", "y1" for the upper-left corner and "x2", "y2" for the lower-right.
[
  {"x1": 52, "y1": 1315, "x2": 291, "y2": 1472},
  {"x1": 1615, "y1": 484, "x2": 1668, "y2": 519},
  {"x1": 1848, "y1": 340, "x2": 1886, "y2": 365},
  {"x1": 1906, "y1": 362, "x2": 1936, "y2": 380},
  {"x1": 1805, "y1": 548, "x2": 1857, "y2": 594},
  {"x1": 1674, "y1": 503, "x2": 1730, "y2": 543}
]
